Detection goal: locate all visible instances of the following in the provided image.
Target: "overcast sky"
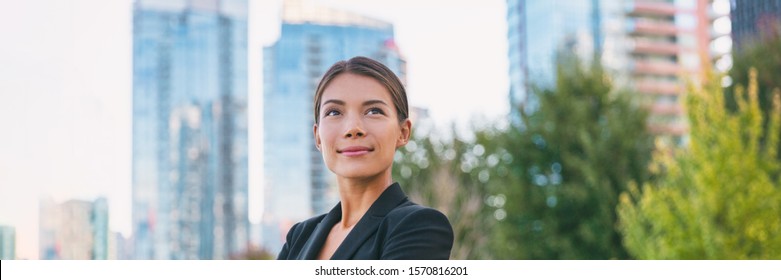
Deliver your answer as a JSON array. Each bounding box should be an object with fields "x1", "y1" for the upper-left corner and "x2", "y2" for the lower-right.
[{"x1": 0, "y1": 0, "x2": 508, "y2": 259}]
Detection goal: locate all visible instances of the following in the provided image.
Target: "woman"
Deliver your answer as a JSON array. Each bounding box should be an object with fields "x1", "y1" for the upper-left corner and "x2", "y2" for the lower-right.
[{"x1": 277, "y1": 56, "x2": 454, "y2": 260}]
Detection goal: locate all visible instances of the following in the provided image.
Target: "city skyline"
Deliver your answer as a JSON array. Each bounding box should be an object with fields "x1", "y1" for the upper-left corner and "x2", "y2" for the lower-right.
[
  {"x1": 0, "y1": 0, "x2": 509, "y2": 259},
  {"x1": 507, "y1": 0, "x2": 732, "y2": 141}
]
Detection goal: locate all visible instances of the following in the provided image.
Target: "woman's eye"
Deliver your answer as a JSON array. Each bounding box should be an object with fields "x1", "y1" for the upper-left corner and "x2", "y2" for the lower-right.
[
  {"x1": 325, "y1": 110, "x2": 341, "y2": 116},
  {"x1": 367, "y1": 107, "x2": 384, "y2": 115}
]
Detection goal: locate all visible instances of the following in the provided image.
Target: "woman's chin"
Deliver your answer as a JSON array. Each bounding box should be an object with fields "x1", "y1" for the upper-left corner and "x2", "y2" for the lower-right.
[
  {"x1": 331, "y1": 167, "x2": 386, "y2": 181},
  {"x1": 335, "y1": 171, "x2": 379, "y2": 180}
]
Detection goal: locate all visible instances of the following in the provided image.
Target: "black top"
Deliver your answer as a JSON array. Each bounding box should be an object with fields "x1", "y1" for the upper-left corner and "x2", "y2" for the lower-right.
[{"x1": 277, "y1": 182, "x2": 454, "y2": 260}]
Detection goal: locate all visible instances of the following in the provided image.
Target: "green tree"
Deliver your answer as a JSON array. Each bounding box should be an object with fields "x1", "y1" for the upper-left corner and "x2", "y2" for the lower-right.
[
  {"x1": 487, "y1": 56, "x2": 655, "y2": 259},
  {"x1": 394, "y1": 55, "x2": 655, "y2": 259},
  {"x1": 729, "y1": 26, "x2": 780, "y2": 113},
  {"x1": 728, "y1": 26, "x2": 781, "y2": 157},
  {"x1": 392, "y1": 124, "x2": 497, "y2": 259},
  {"x1": 618, "y1": 70, "x2": 781, "y2": 259}
]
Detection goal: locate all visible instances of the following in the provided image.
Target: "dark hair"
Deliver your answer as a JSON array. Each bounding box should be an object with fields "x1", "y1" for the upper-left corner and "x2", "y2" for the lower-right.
[{"x1": 313, "y1": 56, "x2": 408, "y2": 124}]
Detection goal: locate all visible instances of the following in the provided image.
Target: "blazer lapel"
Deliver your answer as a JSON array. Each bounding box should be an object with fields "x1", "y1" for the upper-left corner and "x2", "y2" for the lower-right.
[
  {"x1": 296, "y1": 203, "x2": 342, "y2": 260},
  {"x1": 330, "y1": 183, "x2": 407, "y2": 259}
]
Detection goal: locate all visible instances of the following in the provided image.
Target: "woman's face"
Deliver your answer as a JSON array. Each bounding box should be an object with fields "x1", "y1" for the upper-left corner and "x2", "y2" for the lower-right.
[{"x1": 314, "y1": 73, "x2": 410, "y2": 180}]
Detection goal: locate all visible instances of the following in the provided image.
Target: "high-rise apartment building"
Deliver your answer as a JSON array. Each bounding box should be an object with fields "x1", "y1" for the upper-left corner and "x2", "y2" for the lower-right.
[
  {"x1": 39, "y1": 197, "x2": 108, "y2": 260},
  {"x1": 132, "y1": 0, "x2": 249, "y2": 259},
  {"x1": 262, "y1": 0, "x2": 405, "y2": 253},
  {"x1": 625, "y1": 0, "x2": 702, "y2": 137},
  {"x1": 507, "y1": 0, "x2": 725, "y2": 142},
  {"x1": 0, "y1": 225, "x2": 14, "y2": 260}
]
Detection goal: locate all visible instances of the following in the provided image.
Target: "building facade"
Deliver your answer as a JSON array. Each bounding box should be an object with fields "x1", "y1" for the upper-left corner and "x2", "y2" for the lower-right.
[
  {"x1": 262, "y1": 0, "x2": 406, "y2": 253},
  {"x1": 132, "y1": 0, "x2": 249, "y2": 259},
  {"x1": 730, "y1": 0, "x2": 781, "y2": 50},
  {"x1": 507, "y1": 0, "x2": 724, "y2": 142},
  {"x1": 0, "y1": 225, "x2": 14, "y2": 260},
  {"x1": 507, "y1": 0, "x2": 615, "y2": 116},
  {"x1": 38, "y1": 198, "x2": 108, "y2": 260}
]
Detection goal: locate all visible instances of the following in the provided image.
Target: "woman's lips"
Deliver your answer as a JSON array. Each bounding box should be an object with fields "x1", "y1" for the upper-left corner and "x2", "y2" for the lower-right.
[{"x1": 339, "y1": 146, "x2": 373, "y2": 157}]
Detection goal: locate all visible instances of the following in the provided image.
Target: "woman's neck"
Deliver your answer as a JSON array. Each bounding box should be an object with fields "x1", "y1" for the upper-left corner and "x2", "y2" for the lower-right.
[{"x1": 336, "y1": 168, "x2": 393, "y2": 228}]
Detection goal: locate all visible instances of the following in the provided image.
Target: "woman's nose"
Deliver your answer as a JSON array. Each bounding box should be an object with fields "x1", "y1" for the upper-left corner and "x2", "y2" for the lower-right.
[
  {"x1": 345, "y1": 130, "x2": 364, "y2": 138},
  {"x1": 344, "y1": 118, "x2": 366, "y2": 138}
]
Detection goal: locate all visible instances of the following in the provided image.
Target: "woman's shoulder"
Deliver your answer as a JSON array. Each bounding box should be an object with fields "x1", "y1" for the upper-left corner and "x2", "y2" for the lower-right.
[
  {"x1": 378, "y1": 200, "x2": 454, "y2": 259},
  {"x1": 385, "y1": 200, "x2": 452, "y2": 229}
]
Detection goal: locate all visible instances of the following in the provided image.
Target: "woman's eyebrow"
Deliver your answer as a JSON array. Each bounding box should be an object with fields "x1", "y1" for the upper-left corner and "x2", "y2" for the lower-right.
[
  {"x1": 322, "y1": 99, "x2": 345, "y2": 106},
  {"x1": 363, "y1": 99, "x2": 389, "y2": 107},
  {"x1": 322, "y1": 99, "x2": 388, "y2": 107}
]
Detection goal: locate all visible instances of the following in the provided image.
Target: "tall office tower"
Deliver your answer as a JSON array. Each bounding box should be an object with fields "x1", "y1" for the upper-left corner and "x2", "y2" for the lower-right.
[
  {"x1": 262, "y1": 0, "x2": 406, "y2": 253},
  {"x1": 730, "y1": 0, "x2": 781, "y2": 50},
  {"x1": 0, "y1": 225, "x2": 14, "y2": 260},
  {"x1": 132, "y1": 0, "x2": 249, "y2": 259},
  {"x1": 508, "y1": 0, "x2": 722, "y2": 143},
  {"x1": 38, "y1": 198, "x2": 108, "y2": 260},
  {"x1": 507, "y1": 0, "x2": 615, "y2": 117}
]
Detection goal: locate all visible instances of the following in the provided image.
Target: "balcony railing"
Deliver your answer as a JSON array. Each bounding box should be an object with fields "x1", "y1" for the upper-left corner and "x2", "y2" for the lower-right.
[
  {"x1": 647, "y1": 122, "x2": 688, "y2": 136},
  {"x1": 632, "y1": 40, "x2": 681, "y2": 55},
  {"x1": 635, "y1": 81, "x2": 681, "y2": 95},
  {"x1": 626, "y1": 1, "x2": 678, "y2": 16},
  {"x1": 632, "y1": 60, "x2": 681, "y2": 75},
  {"x1": 649, "y1": 103, "x2": 684, "y2": 116},
  {"x1": 632, "y1": 20, "x2": 682, "y2": 36}
]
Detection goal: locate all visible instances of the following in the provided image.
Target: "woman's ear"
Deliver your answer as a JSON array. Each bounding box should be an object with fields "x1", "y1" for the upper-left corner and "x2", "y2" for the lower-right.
[
  {"x1": 313, "y1": 123, "x2": 322, "y2": 151},
  {"x1": 396, "y1": 119, "x2": 412, "y2": 148}
]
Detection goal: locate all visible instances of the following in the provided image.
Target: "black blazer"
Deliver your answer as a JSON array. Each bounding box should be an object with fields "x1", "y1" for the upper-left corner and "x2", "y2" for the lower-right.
[{"x1": 277, "y1": 182, "x2": 454, "y2": 260}]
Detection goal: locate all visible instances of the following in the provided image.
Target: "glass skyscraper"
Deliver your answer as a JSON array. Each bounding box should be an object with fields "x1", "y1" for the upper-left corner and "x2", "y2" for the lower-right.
[
  {"x1": 132, "y1": 0, "x2": 249, "y2": 260},
  {"x1": 507, "y1": 0, "x2": 616, "y2": 116},
  {"x1": 262, "y1": 0, "x2": 405, "y2": 253},
  {"x1": 507, "y1": 0, "x2": 720, "y2": 142}
]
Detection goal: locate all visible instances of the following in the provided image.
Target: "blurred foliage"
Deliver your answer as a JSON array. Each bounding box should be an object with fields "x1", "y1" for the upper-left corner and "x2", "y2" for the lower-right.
[
  {"x1": 728, "y1": 26, "x2": 781, "y2": 158},
  {"x1": 392, "y1": 124, "x2": 496, "y2": 259},
  {"x1": 618, "y1": 69, "x2": 781, "y2": 259},
  {"x1": 394, "y1": 54, "x2": 654, "y2": 259},
  {"x1": 487, "y1": 56, "x2": 654, "y2": 259}
]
